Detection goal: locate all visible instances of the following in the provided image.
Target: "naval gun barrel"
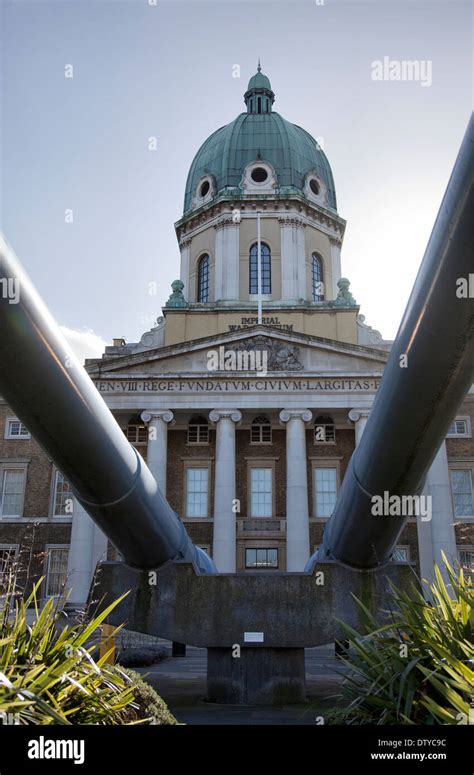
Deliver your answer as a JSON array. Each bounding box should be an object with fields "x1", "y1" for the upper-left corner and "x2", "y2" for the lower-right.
[
  {"x1": 308, "y1": 114, "x2": 474, "y2": 570},
  {"x1": 0, "y1": 239, "x2": 215, "y2": 573}
]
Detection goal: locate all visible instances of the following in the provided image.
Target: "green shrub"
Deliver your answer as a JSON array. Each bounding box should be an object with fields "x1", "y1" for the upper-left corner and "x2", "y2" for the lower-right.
[
  {"x1": 119, "y1": 668, "x2": 178, "y2": 725},
  {"x1": 335, "y1": 556, "x2": 473, "y2": 725},
  {"x1": 0, "y1": 572, "x2": 175, "y2": 725}
]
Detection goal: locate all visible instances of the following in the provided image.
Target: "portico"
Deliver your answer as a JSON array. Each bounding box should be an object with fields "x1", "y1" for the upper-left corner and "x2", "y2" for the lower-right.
[{"x1": 82, "y1": 332, "x2": 385, "y2": 574}]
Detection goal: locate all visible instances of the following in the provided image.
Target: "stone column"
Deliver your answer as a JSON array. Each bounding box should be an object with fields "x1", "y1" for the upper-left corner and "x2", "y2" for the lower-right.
[
  {"x1": 279, "y1": 217, "x2": 306, "y2": 301},
  {"x1": 329, "y1": 237, "x2": 342, "y2": 300},
  {"x1": 421, "y1": 441, "x2": 458, "y2": 587},
  {"x1": 348, "y1": 408, "x2": 371, "y2": 445},
  {"x1": 279, "y1": 409, "x2": 312, "y2": 571},
  {"x1": 67, "y1": 497, "x2": 100, "y2": 606},
  {"x1": 141, "y1": 410, "x2": 174, "y2": 496},
  {"x1": 179, "y1": 238, "x2": 192, "y2": 301},
  {"x1": 214, "y1": 217, "x2": 240, "y2": 302},
  {"x1": 209, "y1": 409, "x2": 242, "y2": 572}
]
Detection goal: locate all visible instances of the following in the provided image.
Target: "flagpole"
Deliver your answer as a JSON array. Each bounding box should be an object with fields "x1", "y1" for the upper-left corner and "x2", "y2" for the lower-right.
[{"x1": 257, "y1": 210, "x2": 262, "y2": 325}]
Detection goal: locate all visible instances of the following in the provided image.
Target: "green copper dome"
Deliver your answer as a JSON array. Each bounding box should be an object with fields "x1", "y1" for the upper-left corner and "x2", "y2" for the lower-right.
[{"x1": 183, "y1": 67, "x2": 337, "y2": 214}]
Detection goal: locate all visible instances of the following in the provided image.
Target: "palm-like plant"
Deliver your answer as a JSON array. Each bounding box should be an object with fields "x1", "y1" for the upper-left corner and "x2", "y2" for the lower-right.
[
  {"x1": 335, "y1": 556, "x2": 473, "y2": 724},
  {"x1": 0, "y1": 570, "x2": 175, "y2": 724}
]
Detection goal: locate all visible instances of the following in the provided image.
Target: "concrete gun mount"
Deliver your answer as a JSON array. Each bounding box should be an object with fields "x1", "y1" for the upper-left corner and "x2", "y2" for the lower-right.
[{"x1": 95, "y1": 558, "x2": 413, "y2": 704}]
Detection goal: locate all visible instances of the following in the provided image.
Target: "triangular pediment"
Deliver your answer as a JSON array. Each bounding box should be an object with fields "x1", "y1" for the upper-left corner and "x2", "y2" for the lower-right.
[{"x1": 86, "y1": 326, "x2": 388, "y2": 378}]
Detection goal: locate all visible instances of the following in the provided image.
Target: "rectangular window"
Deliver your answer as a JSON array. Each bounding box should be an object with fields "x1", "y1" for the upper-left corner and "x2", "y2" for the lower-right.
[
  {"x1": 314, "y1": 424, "x2": 336, "y2": 443},
  {"x1": 245, "y1": 548, "x2": 278, "y2": 569},
  {"x1": 186, "y1": 468, "x2": 209, "y2": 518},
  {"x1": 0, "y1": 546, "x2": 18, "y2": 594},
  {"x1": 5, "y1": 418, "x2": 30, "y2": 440},
  {"x1": 0, "y1": 469, "x2": 26, "y2": 517},
  {"x1": 459, "y1": 549, "x2": 474, "y2": 580},
  {"x1": 251, "y1": 421, "x2": 272, "y2": 444},
  {"x1": 53, "y1": 471, "x2": 73, "y2": 517},
  {"x1": 250, "y1": 468, "x2": 272, "y2": 517},
  {"x1": 447, "y1": 418, "x2": 471, "y2": 438},
  {"x1": 187, "y1": 423, "x2": 209, "y2": 444},
  {"x1": 125, "y1": 424, "x2": 147, "y2": 445},
  {"x1": 45, "y1": 547, "x2": 69, "y2": 597},
  {"x1": 315, "y1": 467, "x2": 337, "y2": 518},
  {"x1": 450, "y1": 470, "x2": 473, "y2": 517},
  {"x1": 391, "y1": 546, "x2": 409, "y2": 562}
]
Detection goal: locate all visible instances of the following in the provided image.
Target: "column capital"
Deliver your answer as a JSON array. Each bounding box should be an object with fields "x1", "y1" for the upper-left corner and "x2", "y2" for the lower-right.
[
  {"x1": 141, "y1": 410, "x2": 174, "y2": 425},
  {"x1": 279, "y1": 409, "x2": 312, "y2": 424},
  {"x1": 214, "y1": 216, "x2": 237, "y2": 231},
  {"x1": 209, "y1": 409, "x2": 242, "y2": 424},
  {"x1": 348, "y1": 408, "x2": 371, "y2": 423}
]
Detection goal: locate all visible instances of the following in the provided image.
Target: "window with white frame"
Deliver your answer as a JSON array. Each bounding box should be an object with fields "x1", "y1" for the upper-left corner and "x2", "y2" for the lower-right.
[
  {"x1": 251, "y1": 416, "x2": 272, "y2": 444},
  {"x1": 447, "y1": 417, "x2": 471, "y2": 438},
  {"x1": 314, "y1": 415, "x2": 336, "y2": 444},
  {"x1": 314, "y1": 467, "x2": 337, "y2": 518},
  {"x1": 0, "y1": 468, "x2": 26, "y2": 517},
  {"x1": 250, "y1": 468, "x2": 273, "y2": 517},
  {"x1": 450, "y1": 470, "x2": 473, "y2": 517},
  {"x1": 45, "y1": 546, "x2": 69, "y2": 597},
  {"x1": 245, "y1": 548, "x2": 278, "y2": 569},
  {"x1": 187, "y1": 416, "x2": 209, "y2": 444},
  {"x1": 53, "y1": 471, "x2": 73, "y2": 517},
  {"x1": 458, "y1": 548, "x2": 474, "y2": 579},
  {"x1": 125, "y1": 419, "x2": 147, "y2": 445},
  {"x1": 5, "y1": 418, "x2": 30, "y2": 440},
  {"x1": 186, "y1": 468, "x2": 209, "y2": 517},
  {"x1": 391, "y1": 546, "x2": 410, "y2": 562},
  {"x1": 0, "y1": 545, "x2": 19, "y2": 593}
]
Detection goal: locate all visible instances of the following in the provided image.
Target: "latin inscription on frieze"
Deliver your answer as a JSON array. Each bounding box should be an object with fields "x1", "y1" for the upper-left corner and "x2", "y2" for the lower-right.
[{"x1": 95, "y1": 378, "x2": 381, "y2": 393}]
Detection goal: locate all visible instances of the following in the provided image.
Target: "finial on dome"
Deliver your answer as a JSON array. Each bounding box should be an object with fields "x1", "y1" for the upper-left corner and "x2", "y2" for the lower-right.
[{"x1": 257, "y1": 59, "x2": 261, "y2": 73}]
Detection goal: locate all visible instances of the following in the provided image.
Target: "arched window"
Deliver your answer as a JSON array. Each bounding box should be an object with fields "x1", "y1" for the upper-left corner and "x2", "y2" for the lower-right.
[
  {"x1": 312, "y1": 253, "x2": 324, "y2": 301},
  {"x1": 197, "y1": 254, "x2": 210, "y2": 303},
  {"x1": 257, "y1": 96, "x2": 262, "y2": 114},
  {"x1": 251, "y1": 415, "x2": 272, "y2": 444},
  {"x1": 188, "y1": 415, "x2": 209, "y2": 445},
  {"x1": 314, "y1": 415, "x2": 336, "y2": 444},
  {"x1": 249, "y1": 243, "x2": 271, "y2": 295}
]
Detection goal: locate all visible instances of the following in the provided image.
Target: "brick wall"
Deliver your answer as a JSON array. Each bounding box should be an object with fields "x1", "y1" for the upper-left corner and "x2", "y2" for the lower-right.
[{"x1": 0, "y1": 403, "x2": 54, "y2": 517}]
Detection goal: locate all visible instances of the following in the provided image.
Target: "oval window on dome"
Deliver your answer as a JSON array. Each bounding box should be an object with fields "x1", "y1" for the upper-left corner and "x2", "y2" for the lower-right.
[
  {"x1": 251, "y1": 167, "x2": 268, "y2": 183},
  {"x1": 199, "y1": 180, "x2": 210, "y2": 198},
  {"x1": 310, "y1": 179, "x2": 320, "y2": 196}
]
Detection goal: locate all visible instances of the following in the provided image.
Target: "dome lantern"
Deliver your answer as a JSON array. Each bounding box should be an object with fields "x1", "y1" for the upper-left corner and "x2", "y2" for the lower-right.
[
  {"x1": 244, "y1": 61, "x2": 275, "y2": 115},
  {"x1": 182, "y1": 67, "x2": 338, "y2": 214}
]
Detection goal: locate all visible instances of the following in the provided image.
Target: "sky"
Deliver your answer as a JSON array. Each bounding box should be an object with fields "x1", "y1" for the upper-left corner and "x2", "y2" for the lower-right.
[{"x1": 1, "y1": 0, "x2": 472, "y2": 359}]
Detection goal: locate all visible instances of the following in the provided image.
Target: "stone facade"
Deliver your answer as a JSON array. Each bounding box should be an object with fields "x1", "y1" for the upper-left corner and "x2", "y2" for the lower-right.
[
  {"x1": 1, "y1": 67, "x2": 472, "y2": 605},
  {"x1": 1, "y1": 390, "x2": 473, "y2": 600}
]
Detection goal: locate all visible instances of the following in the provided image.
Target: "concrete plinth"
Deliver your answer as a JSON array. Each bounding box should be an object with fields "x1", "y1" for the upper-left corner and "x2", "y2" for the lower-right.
[
  {"x1": 207, "y1": 647, "x2": 306, "y2": 705},
  {"x1": 93, "y1": 559, "x2": 414, "y2": 705}
]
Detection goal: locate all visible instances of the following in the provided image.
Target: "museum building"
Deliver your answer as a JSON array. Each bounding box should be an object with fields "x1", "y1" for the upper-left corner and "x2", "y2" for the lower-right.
[{"x1": 0, "y1": 68, "x2": 473, "y2": 604}]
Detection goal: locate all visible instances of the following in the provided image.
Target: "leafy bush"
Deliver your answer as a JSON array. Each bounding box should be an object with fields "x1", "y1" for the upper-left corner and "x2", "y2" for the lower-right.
[
  {"x1": 0, "y1": 572, "x2": 176, "y2": 725},
  {"x1": 119, "y1": 668, "x2": 178, "y2": 725},
  {"x1": 335, "y1": 556, "x2": 473, "y2": 725}
]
